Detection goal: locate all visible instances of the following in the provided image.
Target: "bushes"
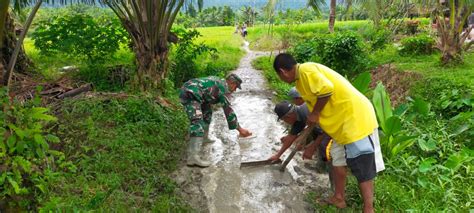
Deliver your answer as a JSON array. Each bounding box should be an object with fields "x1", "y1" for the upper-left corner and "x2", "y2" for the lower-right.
[
  {"x1": 252, "y1": 56, "x2": 292, "y2": 100},
  {"x1": 0, "y1": 88, "x2": 73, "y2": 210},
  {"x1": 169, "y1": 28, "x2": 217, "y2": 87},
  {"x1": 288, "y1": 32, "x2": 368, "y2": 77},
  {"x1": 32, "y1": 13, "x2": 128, "y2": 63},
  {"x1": 399, "y1": 34, "x2": 435, "y2": 55}
]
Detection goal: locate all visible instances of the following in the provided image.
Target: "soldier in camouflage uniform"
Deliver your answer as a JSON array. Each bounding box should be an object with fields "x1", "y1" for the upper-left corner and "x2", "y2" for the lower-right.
[{"x1": 179, "y1": 73, "x2": 252, "y2": 167}]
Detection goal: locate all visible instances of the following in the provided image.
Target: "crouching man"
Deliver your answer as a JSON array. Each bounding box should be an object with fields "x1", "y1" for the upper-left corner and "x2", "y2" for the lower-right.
[{"x1": 179, "y1": 74, "x2": 252, "y2": 167}]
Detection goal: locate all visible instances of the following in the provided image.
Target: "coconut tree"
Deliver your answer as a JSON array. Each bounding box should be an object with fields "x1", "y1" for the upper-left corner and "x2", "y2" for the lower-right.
[
  {"x1": 2, "y1": 0, "x2": 190, "y2": 91},
  {"x1": 418, "y1": 0, "x2": 473, "y2": 64},
  {"x1": 102, "y1": 0, "x2": 184, "y2": 91}
]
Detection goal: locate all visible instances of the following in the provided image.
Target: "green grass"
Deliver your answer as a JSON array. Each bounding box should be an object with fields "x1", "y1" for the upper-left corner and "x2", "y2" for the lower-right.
[
  {"x1": 196, "y1": 26, "x2": 245, "y2": 77},
  {"x1": 247, "y1": 20, "x2": 372, "y2": 51},
  {"x1": 371, "y1": 45, "x2": 474, "y2": 90},
  {"x1": 24, "y1": 38, "x2": 135, "y2": 82},
  {"x1": 40, "y1": 96, "x2": 190, "y2": 211},
  {"x1": 252, "y1": 56, "x2": 292, "y2": 101}
]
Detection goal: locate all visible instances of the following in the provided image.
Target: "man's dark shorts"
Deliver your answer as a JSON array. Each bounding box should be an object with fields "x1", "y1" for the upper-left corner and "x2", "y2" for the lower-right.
[{"x1": 344, "y1": 132, "x2": 378, "y2": 183}]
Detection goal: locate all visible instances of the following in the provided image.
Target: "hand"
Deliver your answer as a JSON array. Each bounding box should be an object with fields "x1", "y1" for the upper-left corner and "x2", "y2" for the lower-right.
[
  {"x1": 281, "y1": 135, "x2": 297, "y2": 145},
  {"x1": 238, "y1": 127, "x2": 252, "y2": 137},
  {"x1": 268, "y1": 154, "x2": 280, "y2": 162},
  {"x1": 302, "y1": 148, "x2": 314, "y2": 160},
  {"x1": 306, "y1": 113, "x2": 320, "y2": 126}
]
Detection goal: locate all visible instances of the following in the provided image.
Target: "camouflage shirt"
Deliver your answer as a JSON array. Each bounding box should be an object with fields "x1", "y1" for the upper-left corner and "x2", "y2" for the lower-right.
[{"x1": 180, "y1": 76, "x2": 239, "y2": 130}]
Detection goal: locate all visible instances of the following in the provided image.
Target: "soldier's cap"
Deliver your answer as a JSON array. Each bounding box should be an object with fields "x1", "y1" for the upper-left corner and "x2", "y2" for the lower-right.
[
  {"x1": 274, "y1": 101, "x2": 296, "y2": 121},
  {"x1": 226, "y1": 73, "x2": 243, "y2": 89},
  {"x1": 288, "y1": 87, "x2": 301, "y2": 99}
]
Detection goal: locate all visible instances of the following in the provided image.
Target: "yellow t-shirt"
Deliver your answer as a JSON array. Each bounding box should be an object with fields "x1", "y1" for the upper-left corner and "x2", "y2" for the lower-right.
[{"x1": 295, "y1": 63, "x2": 378, "y2": 144}]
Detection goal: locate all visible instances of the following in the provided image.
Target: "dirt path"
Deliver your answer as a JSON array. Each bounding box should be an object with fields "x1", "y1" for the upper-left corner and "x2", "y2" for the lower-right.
[{"x1": 173, "y1": 41, "x2": 330, "y2": 212}]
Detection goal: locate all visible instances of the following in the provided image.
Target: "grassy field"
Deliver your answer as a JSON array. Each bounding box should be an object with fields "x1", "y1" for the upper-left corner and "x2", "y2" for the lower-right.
[
  {"x1": 371, "y1": 45, "x2": 474, "y2": 89},
  {"x1": 195, "y1": 26, "x2": 245, "y2": 77}
]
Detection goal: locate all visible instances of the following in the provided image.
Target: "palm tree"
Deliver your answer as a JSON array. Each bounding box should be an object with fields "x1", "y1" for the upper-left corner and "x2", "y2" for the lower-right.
[
  {"x1": 418, "y1": 0, "x2": 473, "y2": 64},
  {"x1": 2, "y1": 0, "x2": 190, "y2": 91},
  {"x1": 103, "y1": 0, "x2": 184, "y2": 91}
]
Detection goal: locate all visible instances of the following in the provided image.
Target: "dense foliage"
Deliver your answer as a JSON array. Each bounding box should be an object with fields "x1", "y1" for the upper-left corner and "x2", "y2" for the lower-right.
[
  {"x1": 32, "y1": 13, "x2": 128, "y2": 63},
  {"x1": 169, "y1": 28, "x2": 217, "y2": 86},
  {"x1": 399, "y1": 34, "x2": 436, "y2": 56},
  {"x1": 0, "y1": 88, "x2": 73, "y2": 210},
  {"x1": 252, "y1": 56, "x2": 474, "y2": 211},
  {"x1": 288, "y1": 32, "x2": 368, "y2": 77}
]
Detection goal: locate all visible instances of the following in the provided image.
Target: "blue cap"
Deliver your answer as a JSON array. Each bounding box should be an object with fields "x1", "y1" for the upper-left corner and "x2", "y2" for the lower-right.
[{"x1": 288, "y1": 87, "x2": 301, "y2": 99}]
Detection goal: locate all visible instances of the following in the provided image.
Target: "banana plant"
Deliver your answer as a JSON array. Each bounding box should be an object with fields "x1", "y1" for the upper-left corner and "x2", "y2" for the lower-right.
[{"x1": 372, "y1": 82, "x2": 417, "y2": 159}]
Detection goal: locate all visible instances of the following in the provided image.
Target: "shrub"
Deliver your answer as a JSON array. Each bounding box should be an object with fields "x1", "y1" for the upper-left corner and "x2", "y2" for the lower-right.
[
  {"x1": 0, "y1": 87, "x2": 73, "y2": 210},
  {"x1": 318, "y1": 32, "x2": 368, "y2": 77},
  {"x1": 169, "y1": 28, "x2": 217, "y2": 87},
  {"x1": 366, "y1": 28, "x2": 391, "y2": 51},
  {"x1": 289, "y1": 32, "x2": 368, "y2": 77},
  {"x1": 77, "y1": 64, "x2": 135, "y2": 92},
  {"x1": 399, "y1": 34, "x2": 435, "y2": 55},
  {"x1": 32, "y1": 13, "x2": 128, "y2": 63}
]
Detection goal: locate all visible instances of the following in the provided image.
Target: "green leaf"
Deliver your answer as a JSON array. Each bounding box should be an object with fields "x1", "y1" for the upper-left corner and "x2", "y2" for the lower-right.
[
  {"x1": 45, "y1": 134, "x2": 60, "y2": 143},
  {"x1": 36, "y1": 184, "x2": 46, "y2": 193},
  {"x1": 412, "y1": 97, "x2": 430, "y2": 116},
  {"x1": 13, "y1": 156, "x2": 31, "y2": 173},
  {"x1": 384, "y1": 116, "x2": 402, "y2": 136},
  {"x1": 0, "y1": 173, "x2": 6, "y2": 185},
  {"x1": 30, "y1": 107, "x2": 57, "y2": 121},
  {"x1": 8, "y1": 124, "x2": 25, "y2": 139},
  {"x1": 34, "y1": 134, "x2": 49, "y2": 150},
  {"x1": 445, "y1": 150, "x2": 473, "y2": 172},
  {"x1": 7, "y1": 176, "x2": 21, "y2": 194},
  {"x1": 7, "y1": 135, "x2": 17, "y2": 149},
  {"x1": 419, "y1": 158, "x2": 437, "y2": 173},
  {"x1": 418, "y1": 138, "x2": 437, "y2": 152},
  {"x1": 451, "y1": 124, "x2": 469, "y2": 137},
  {"x1": 352, "y1": 72, "x2": 371, "y2": 95},
  {"x1": 16, "y1": 140, "x2": 25, "y2": 153},
  {"x1": 36, "y1": 147, "x2": 45, "y2": 158},
  {"x1": 372, "y1": 83, "x2": 393, "y2": 133},
  {"x1": 417, "y1": 176, "x2": 429, "y2": 188},
  {"x1": 393, "y1": 104, "x2": 409, "y2": 117},
  {"x1": 390, "y1": 135, "x2": 416, "y2": 156}
]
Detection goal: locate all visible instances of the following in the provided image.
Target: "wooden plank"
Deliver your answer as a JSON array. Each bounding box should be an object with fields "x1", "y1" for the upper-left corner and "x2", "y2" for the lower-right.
[{"x1": 240, "y1": 159, "x2": 282, "y2": 168}]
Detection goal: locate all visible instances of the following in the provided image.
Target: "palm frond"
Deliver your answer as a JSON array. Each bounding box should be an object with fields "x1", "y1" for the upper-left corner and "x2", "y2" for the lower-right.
[
  {"x1": 10, "y1": 0, "x2": 97, "y2": 11},
  {"x1": 307, "y1": 0, "x2": 326, "y2": 16}
]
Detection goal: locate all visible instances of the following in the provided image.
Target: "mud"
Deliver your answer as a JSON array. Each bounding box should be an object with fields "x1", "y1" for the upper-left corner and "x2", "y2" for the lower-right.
[{"x1": 173, "y1": 42, "x2": 330, "y2": 212}]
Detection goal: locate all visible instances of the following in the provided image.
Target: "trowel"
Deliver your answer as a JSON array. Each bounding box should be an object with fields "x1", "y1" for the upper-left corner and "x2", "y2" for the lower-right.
[{"x1": 240, "y1": 159, "x2": 282, "y2": 168}]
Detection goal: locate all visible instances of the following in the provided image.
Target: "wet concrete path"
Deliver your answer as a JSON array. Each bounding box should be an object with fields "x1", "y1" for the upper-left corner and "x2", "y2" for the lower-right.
[{"x1": 174, "y1": 42, "x2": 330, "y2": 213}]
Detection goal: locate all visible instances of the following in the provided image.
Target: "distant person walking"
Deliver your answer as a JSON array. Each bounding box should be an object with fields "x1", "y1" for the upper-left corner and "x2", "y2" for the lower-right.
[{"x1": 241, "y1": 23, "x2": 248, "y2": 38}]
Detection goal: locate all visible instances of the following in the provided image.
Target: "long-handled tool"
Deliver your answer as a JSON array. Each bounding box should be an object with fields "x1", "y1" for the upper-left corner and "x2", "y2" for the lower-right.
[
  {"x1": 279, "y1": 125, "x2": 316, "y2": 172},
  {"x1": 240, "y1": 158, "x2": 282, "y2": 168}
]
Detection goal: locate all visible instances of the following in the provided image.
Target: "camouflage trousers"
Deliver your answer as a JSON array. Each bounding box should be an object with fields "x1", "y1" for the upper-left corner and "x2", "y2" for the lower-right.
[{"x1": 180, "y1": 99, "x2": 213, "y2": 137}]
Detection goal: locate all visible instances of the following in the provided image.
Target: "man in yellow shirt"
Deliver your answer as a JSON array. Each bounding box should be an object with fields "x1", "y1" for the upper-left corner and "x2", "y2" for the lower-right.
[{"x1": 273, "y1": 53, "x2": 384, "y2": 213}]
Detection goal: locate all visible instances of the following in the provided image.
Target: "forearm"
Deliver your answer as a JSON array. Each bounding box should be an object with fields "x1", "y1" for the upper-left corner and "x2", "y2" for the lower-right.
[
  {"x1": 311, "y1": 96, "x2": 330, "y2": 116},
  {"x1": 223, "y1": 105, "x2": 239, "y2": 130},
  {"x1": 275, "y1": 135, "x2": 296, "y2": 157}
]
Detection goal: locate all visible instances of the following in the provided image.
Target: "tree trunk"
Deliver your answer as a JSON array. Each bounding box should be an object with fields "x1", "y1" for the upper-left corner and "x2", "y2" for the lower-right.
[
  {"x1": 0, "y1": 0, "x2": 10, "y2": 84},
  {"x1": 4, "y1": 0, "x2": 41, "y2": 87},
  {"x1": 133, "y1": 44, "x2": 169, "y2": 92},
  {"x1": 328, "y1": 0, "x2": 336, "y2": 33},
  {"x1": 1, "y1": 13, "x2": 33, "y2": 79}
]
